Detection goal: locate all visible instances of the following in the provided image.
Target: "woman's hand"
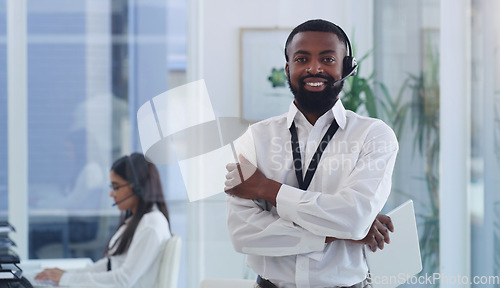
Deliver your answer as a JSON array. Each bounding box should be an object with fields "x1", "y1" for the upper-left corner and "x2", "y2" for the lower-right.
[{"x1": 35, "y1": 268, "x2": 66, "y2": 284}]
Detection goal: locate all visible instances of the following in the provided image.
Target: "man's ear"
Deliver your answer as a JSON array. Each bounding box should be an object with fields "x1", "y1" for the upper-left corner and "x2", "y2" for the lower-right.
[{"x1": 285, "y1": 63, "x2": 289, "y2": 77}]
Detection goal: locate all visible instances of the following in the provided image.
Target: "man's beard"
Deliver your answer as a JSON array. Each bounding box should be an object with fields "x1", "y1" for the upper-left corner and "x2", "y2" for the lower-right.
[{"x1": 288, "y1": 74, "x2": 343, "y2": 115}]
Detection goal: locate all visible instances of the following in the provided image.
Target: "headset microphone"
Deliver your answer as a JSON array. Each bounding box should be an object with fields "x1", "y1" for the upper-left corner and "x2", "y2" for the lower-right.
[
  {"x1": 112, "y1": 193, "x2": 136, "y2": 206},
  {"x1": 331, "y1": 63, "x2": 358, "y2": 87}
]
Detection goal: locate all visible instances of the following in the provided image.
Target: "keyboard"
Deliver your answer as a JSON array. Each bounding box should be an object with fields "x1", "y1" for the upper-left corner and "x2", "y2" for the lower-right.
[{"x1": 23, "y1": 272, "x2": 57, "y2": 287}]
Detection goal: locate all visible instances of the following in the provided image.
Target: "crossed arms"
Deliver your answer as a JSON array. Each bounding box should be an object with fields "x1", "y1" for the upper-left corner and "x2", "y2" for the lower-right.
[
  {"x1": 225, "y1": 155, "x2": 394, "y2": 253},
  {"x1": 224, "y1": 123, "x2": 398, "y2": 256}
]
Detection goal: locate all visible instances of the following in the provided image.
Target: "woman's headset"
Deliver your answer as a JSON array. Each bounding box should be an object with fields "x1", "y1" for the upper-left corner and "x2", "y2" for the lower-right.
[{"x1": 127, "y1": 156, "x2": 144, "y2": 198}]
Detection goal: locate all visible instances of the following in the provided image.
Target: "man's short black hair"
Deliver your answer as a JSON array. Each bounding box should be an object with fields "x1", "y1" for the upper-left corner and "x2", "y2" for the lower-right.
[{"x1": 284, "y1": 19, "x2": 349, "y2": 62}]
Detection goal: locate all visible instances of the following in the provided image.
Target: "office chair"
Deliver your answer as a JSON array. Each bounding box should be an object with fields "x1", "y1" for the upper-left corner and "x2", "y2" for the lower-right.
[
  {"x1": 199, "y1": 278, "x2": 255, "y2": 288},
  {"x1": 158, "y1": 234, "x2": 182, "y2": 288}
]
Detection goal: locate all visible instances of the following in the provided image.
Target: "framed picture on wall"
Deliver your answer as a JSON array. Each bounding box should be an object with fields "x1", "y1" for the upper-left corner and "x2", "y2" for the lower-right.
[{"x1": 240, "y1": 28, "x2": 293, "y2": 122}]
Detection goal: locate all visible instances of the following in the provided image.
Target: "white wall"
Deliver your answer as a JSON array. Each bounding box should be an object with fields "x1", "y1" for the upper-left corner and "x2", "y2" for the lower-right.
[{"x1": 189, "y1": 0, "x2": 375, "y2": 286}]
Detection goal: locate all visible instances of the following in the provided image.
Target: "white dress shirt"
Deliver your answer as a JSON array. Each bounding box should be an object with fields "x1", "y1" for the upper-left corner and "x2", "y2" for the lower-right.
[
  {"x1": 227, "y1": 100, "x2": 399, "y2": 288},
  {"x1": 59, "y1": 208, "x2": 171, "y2": 287}
]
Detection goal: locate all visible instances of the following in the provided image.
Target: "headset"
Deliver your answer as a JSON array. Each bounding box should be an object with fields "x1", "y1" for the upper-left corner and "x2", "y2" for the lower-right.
[
  {"x1": 127, "y1": 155, "x2": 143, "y2": 197},
  {"x1": 112, "y1": 155, "x2": 144, "y2": 206},
  {"x1": 334, "y1": 23, "x2": 358, "y2": 81}
]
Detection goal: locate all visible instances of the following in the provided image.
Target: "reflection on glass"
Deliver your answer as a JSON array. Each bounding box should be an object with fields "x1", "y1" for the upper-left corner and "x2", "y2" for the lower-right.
[
  {"x1": 19, "y1": 2, "x2": 186, "y2": 285},
  {"x1": 26, "y1": 0, "x2": 116, "y2": 260},
  {"x1": 374, "y1": 1, "x2": 440, "y2": 285}
]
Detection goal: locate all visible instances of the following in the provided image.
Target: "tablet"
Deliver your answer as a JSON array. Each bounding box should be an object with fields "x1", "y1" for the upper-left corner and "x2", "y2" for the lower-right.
[{"x1": 365, "y1": 200, "x2": 422, "y2": 288}]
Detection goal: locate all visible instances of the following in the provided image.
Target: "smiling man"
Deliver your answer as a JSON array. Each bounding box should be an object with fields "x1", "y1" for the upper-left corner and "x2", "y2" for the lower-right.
[
  {"x1": 225, "y1": 19, "x2": 399, "y2": 288},
  {"x1": 286, "y1": 30, "x2": 346, "y2": 123}
]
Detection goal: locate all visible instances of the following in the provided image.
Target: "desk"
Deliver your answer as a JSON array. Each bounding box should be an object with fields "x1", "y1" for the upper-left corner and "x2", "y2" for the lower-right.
[{"x1": 20, "y1": 258, "x2": 93, "y2": 287}]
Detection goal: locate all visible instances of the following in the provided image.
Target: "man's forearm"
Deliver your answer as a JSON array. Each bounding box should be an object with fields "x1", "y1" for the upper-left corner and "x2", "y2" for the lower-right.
[{"x1": 258, "y1": 178, "x2": 281, "y2": 206}]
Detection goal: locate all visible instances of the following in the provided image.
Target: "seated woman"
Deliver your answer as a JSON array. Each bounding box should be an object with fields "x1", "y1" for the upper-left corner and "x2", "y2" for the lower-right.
[{"x1": 35, "y1": 152, "x2": 172, "y2": 287}]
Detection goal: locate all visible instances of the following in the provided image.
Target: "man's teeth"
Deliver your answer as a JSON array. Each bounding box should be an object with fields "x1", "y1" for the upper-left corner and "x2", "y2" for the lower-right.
[{"x1": 306, "y1": 82, "x2": 324, "y2": 87}]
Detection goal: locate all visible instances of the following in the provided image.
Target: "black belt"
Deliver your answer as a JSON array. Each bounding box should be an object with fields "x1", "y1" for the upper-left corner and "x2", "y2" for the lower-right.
[
  {"x1": 256, "y1": 275, "x2": 368, "y2": 288},
  {"x1": 257, "y1": 275, "x2": 278, "y2": 288}
]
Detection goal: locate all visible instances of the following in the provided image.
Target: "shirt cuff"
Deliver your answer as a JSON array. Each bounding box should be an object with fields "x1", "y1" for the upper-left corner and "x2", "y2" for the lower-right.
[
  {"x1": 276, "y1": 184, "x2": 305, "y2": 223},
  {"x1": 276, "y1": 185, "x2": 325, "y2": 253},
  {"x1": 59, "y1": 272, "x2": 72, "y2": 286},
  {"x1": 296, "y1": 231, "x2": 326, "y2": 255}
]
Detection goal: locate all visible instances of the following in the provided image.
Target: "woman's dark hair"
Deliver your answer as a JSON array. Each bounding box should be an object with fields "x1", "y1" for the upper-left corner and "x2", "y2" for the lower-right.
[{"x1": 104, "y1": 152, "x2": 170, "y2": 256}]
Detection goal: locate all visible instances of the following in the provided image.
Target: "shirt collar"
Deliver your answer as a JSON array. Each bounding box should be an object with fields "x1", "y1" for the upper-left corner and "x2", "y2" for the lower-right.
[{"x1": 286, "y1": 99, "x2": 347, "y2": 129}]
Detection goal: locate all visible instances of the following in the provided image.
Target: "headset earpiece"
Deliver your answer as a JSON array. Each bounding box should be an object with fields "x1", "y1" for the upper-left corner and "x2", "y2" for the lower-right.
[
  {"x1": 343, "y1": 56, "x2": 358, "y2": 78},
  {"x1": 127, "y1": 156, "x2": 143, "y2": 197},
  {"x1": 335, "y1": 24, "x2": 358, "y2": 79}
]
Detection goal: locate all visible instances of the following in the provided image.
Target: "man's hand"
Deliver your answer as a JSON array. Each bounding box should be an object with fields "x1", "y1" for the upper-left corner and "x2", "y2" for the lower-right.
[
  {"x1": 225, "y1": 154, "x2": 281, "y2": 206},
  {"x1": 325, "y1": 214, "x2": 394, "y2": 251},
  {"x1": 357, "y1": 214, "x2": 394, "y2": 252}
]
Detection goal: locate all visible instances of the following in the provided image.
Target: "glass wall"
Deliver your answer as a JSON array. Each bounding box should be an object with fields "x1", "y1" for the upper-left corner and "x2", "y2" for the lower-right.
[
  {"x1": 470, "y1": 0, "x2": 500, "y2": 286},
  {"x1": 2, "y1": 0, "x2": 187, "y2": 285},
  {"x1": 375, "y1": 1, "x2": 500, "y2": 287},
  {"x1": 374, "y1": 0, "x2": 440, "y2": 286},
  {"x1": 26, "y1": 0, "x2": 117, "y2": 259},
  {"x1": 0, "y1": 0, "x2": 6, "y2": 219}
]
